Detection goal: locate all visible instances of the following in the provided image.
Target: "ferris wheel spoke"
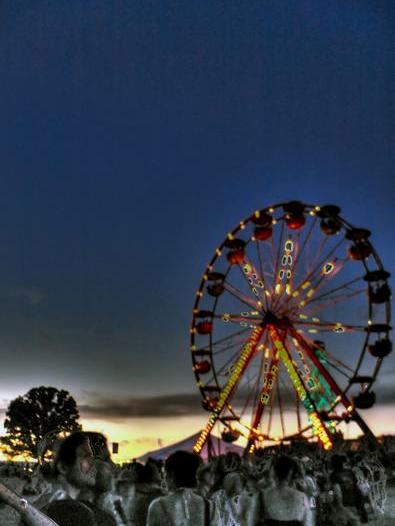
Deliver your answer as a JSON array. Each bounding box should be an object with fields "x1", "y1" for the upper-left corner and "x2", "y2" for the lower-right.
[
  {"x1": 239, "y1": 255, "x2": 272, "y2": 306},
  {"x1": 211, "y1": 335, "x2": 253, "y2": 357},
  {"x1": 278, "y1": 230, "x2": 304, "y2": 305},
  {"x1": 273, "y1": 221, "x2": 315, "y2": 312},
  {"x1": 269, "y1": 327, "x2": 333, "y2": 449},
  {"x1": 292, "y1": 216, "x2": 318, "y2": 275},
  {"x1": 256, "y1": 239, "x2": 275, "y2": 280},
  {"x1": 286, "y1": 336, "x2": 337, "y2": 415},
  {"x1": 223, "y1": 281, "x2": 263, "y2": 310},
  {"x1": 293, "y1": 260, "x2": 348, "y2": 307},
  {"x1": 267, "y1": 379, "x2": 276, "y2": 438},
  {"x1": 213, "y1": 313, "x2": 262, "y2": 327},
  {"x1": 307, "y1": 235, "x2": 329, "y2": 275},
  {"x1": 255, "y1": 242, "x2": 271, "y2": 310},
  {"x1": 287, "y1": 335, "x2": 346, "y2": 410},
  {"x1": 209, "y1": 327, "x2": 252, "y2": 351},
  {"x1": 248, "y1": 342, "x2": 279, "y2": 442},
  {"x1": 292, "y1": 288, "x2": 366, "y2": 318},
  {"x1": 297, "y1": 276, "x2": 364, "y2": 307},
  {"x1": 300, "y1": 338, "x2": 354, "y2": 379},
  {"x1": 206, "y1": 346, "x2": 245, "y2": 385},
  {"x1": 289, "y1": 328, "x2": 353, "y2": 412},
  {"x1": 277, "y1": 373, "x2": 286, "y2": 437},
  {"x1": 270, "y1": 233, "x2": 300, "y2": 312},
  {"x1": 282, "y1": 257, "x2": 349, "y2": 314},
  {"x1": 281, "y1": 236, "x2": 348, "y2": 311},
  {"x1": 194, "y1": 327, "x2": 264, "y2": 453},
  {"x1": 273, "y1": 219, "x2": 286, "y2": 288},
  {"x1": 322, "y1": 359, "x2": 353, "y2": 381},
  {"x1": 239, "y1": 376, "x2": 260, "y2": 420},
  {"x1": 289, "y1": 258, "x2": 353, "y2": 312},
  {"x1": 250, "y1": 332, "x2": 269, "y2": 415},
  {"x1": 212, "y1": 342, "x2": 246, "y2": 358},
  {"x1": 323, "y1": 348, "x2": 354, "y2": 373},
  {"x1": 292, "y1": 320, "x2": 366, "y2": 333},
  {"x1": 238, "y1": 342, "x2": 271, "y2": 417}
]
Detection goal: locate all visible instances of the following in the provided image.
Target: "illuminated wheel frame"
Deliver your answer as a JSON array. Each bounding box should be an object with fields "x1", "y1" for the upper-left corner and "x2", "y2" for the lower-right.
[{"x1": 191, "y1": 202, "x2": 392, "y2": 454}]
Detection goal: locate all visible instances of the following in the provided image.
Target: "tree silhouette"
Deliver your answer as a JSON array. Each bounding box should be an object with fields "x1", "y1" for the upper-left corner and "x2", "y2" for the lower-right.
[{"x1": 1, "y1": 386, "x2": 81, "y2": 459}]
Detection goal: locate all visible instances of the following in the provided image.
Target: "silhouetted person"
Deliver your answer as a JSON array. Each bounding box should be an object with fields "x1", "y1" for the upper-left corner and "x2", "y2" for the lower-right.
[
  {"x1": 0, "y1": 432, "x2": 96, "y2": 526},
  {"x1": 329, "y1": 455, "x2": 362, "y2": 526},
  {"x1": 262, "y1": 455, "x2": 309, "y2": 526},
  {"x1": 119, "y1": 461, "x2": 164, "y2": 526},
  {"x1": 147, "y1": 450, "x2": 212, "y2": 526},
  {"x1": 18, "y1": 432, "x2": 116, "y2": 526}
]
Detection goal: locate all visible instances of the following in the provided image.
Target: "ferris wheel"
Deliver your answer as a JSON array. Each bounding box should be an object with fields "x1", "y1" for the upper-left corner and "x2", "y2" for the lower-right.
[{"x1": 191, "y1": 202, "x2": 392, "y2": 454}]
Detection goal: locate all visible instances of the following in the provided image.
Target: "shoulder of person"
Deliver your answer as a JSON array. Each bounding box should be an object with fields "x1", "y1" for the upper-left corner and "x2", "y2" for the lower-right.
[
  {"x1": 29, "y1": 490, "x2": 55, "y2": 510},
  {"x1": 292, "y1": 487, "x2": 309, "y2": 500},
  {"x1": 147, "y1": 496, "x2": 171, "y2": 526},
  {"x1": 44, "y1": 498, "x2": 97, "y2": 526},
  {"x1": 148, "y1": 494, "x2": 167, "y2": 511},
  {"x1": 82, "y1": 500, "x2": 117, "y2": 526}
]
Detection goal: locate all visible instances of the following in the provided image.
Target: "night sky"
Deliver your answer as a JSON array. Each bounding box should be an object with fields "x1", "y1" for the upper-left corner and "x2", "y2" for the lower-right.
[{"x1": 0, "y1": 1, "x2": 394, "y2": 458}]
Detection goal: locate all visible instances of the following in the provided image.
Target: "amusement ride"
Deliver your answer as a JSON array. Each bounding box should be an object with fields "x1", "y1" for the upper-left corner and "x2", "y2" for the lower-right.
[{"x1": 190, "y1": 201, "x2": 392, "y2": 454}]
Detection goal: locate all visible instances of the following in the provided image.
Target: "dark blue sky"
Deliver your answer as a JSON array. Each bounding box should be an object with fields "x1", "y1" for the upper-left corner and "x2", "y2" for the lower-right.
[{"x1": 0, "y1": 1, "x2": 394, "y2": 420}]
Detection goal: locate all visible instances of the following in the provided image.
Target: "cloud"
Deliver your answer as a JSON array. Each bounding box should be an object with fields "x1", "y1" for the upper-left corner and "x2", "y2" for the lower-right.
[
  {"x1": 78, "y1": 380, "x2": 395, "y2": 422},
  {"x1": 78, "y1": 388, "x2": 276, "y2": 420},
  {"x1": 79, "y1": 393, "x2": 204, "y2": 420},
  {"x1": 373, "y1": 383, "x2": 395, "y2": 406}
]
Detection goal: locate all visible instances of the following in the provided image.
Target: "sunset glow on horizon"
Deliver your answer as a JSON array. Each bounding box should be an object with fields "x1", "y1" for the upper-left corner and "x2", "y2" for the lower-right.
[{"x1": 1, "y1": 404, "x2": 394, "y2": 463}]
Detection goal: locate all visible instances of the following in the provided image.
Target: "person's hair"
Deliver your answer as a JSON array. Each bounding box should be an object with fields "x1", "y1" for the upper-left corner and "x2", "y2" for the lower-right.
[
  {"x1": 84, "y1": 432, "x2": 111, "y2": 462},
  {"x1": 125, "y1": 461, "x2": 145, "y2": 483},
  {"x1": 196, "y1": 463, "x2": 212, "y2": 483},
  {"x1": 272, "y1": 455, "x2": 297, "y2": 481},
  {"x1": 165, "y1": 450, "x2": 201, "y2": 488},
  {"x1": 141, "y1": 462, "x2": 159, "y2": 484},
  {"x1": 53, "y1": 432, "x2": 89, "y2": 475}
]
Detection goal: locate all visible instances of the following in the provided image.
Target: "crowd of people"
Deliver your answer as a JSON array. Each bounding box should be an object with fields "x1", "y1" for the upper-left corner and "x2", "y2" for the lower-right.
[{"x1": 0, "y1": 431, "x2": 390, "y2": 526}]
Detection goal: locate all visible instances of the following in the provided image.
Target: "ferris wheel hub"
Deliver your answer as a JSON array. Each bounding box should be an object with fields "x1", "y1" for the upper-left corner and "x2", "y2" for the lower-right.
[{"x1": 261, "y1": 311, "x2": 291, "y2": 331}]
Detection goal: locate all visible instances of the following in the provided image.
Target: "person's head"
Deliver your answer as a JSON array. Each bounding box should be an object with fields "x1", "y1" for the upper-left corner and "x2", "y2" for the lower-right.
[
  {"x1": 272, "y1": 455, "x2": 297, "y2": 483},
  {"x1": 197, "y1": 463, "x2": 214, "y2": 488},
  {"x1": 141, "y1": 462, "x2": 161, "y2": 485},
  {"x1": 144, "y1": 458, "x2": 162, "y2": 485},
  {"x1": 53, "y1": 432, "x2": 96, "y2": 489},
  {"x1": 165, "y1": 450, "x2": 201, "y2": 489},
  {"x1": 127, "y1": 461, "x2": 145, "y2": 483},
  {"x1": 84, "y1": 432, "x2": 112, "y2": 463},
  {"x1": 222, "y1": 471, "x2": 245, "y2": 497}
]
